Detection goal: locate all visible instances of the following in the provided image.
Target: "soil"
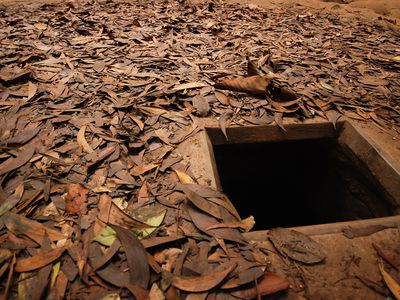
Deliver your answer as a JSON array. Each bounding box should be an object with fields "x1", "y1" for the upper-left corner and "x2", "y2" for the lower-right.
[
  {"x1": 1, "y1": 0, "x2": 400, "y2": 21},
  {"x1": 232, "y1": 0, "x2": 400, "y2": 20}
]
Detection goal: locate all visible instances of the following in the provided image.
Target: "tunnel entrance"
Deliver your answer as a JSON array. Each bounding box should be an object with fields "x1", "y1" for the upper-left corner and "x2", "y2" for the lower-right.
[{"x1": 205, "y1": 122, "x2": 397, "y2": 230}]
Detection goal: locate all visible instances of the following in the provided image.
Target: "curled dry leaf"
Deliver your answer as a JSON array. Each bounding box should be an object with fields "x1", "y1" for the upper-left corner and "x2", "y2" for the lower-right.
[
  {"x1": 219, "y1": 110, "x2": 233, "y2": 141},
  {"x1": 172, "y1": 261, "x2": 237, "y2": 292},
  {"x1": 214, "y1": 75, "x2": 271, "y2": 96},
  {"x1": 269, "y1": 228, "x2": 326, "y2": 264},
  {"x1": 77, "y1": 125, "x2": 94, "y2": 154}
]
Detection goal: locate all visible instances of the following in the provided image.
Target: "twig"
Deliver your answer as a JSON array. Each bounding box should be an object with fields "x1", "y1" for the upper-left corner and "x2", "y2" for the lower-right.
[{"x1": 372, "y1": 243, "x2": 400, "y2": 271}]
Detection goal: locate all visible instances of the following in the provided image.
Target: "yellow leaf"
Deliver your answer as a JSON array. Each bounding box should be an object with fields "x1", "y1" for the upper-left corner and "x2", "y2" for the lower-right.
[
  {"x1": 379, "y1": 261, "x2": 400, "y2": 300},
  {"x1": 77, "y1": 125, "x2": 94, "y2": 153},
  {"x1": 174, "y1": 170, "x2": 195, "y2": 184},
  {"x1": 50, "y1": 262, "x2": 61, "y2": 289}
]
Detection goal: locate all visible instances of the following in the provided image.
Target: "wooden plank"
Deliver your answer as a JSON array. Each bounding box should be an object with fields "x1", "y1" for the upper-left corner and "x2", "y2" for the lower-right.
[
  {"x1": 243, "y1": 215, "x2": 400, "y2": 239},
  {"x1": 201, "y1": 130, "x2": 223, "y2": 191},
  {"x1": 338, "y1": 122, "x2": 400, "y2": 206},
  {"x1": 206, "y1": 121, "x2": 343, "y2": 146}
]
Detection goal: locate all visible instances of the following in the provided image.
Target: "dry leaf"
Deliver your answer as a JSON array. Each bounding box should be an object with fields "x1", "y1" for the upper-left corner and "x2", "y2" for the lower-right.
[
  {"x1": 214, "y1": 91, "x2": 229, "y2": 105},
  {"x1": 379, "y1": 261, "x2": 400, "y2": 300},
  {"x1": 65, "y1": 184, "x2": 88, "y2": 215},
  {"x1": 110, "y1": 224, "x2": 150, "y2": 289},
  {"x1": 219, "y1": 110, "x2": 233, "y2": 140},
  {"x1": 77, "y1": 125, "x2": 94, "y2": 154},
  {"x1": 269, "y1": 228, "x2": 325, "y2": 264},
  {"x1": 230, "y1": 273, "x2": 289, "y2": 299},
  {"x1": 2, "y1": 212, "x2": 66, "y2": 243},
  {"x1": 15, "y1": 247, "x2": 65, "y2": 272},
  {"x1": 214, "y1": 76, "x2": 271, "y2": 96},
  {"x1": 172, "y1": 261, "x2": 236, "y2": 292},
  {"x1": 175, "y1": 170, "x2": 195, "y2": 184},
  {"x1": 0, "y1": 146, "x2": 35, "y2": 175}
]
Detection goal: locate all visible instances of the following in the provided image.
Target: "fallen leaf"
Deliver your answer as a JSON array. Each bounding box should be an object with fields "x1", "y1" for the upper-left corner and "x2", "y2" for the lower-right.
[
  {"x1": 1, "y1": 125, "x2": 41, "y2": 146},
  {"x1": 379, "y1": 261, "x2": 400, "y2": 300},
  {"x1": 175, "y1": 170, "x2": 195, "y2": 184},
  {"x1": 0, "y1": 183, "x2": 24, "y2": 217},
  {"x1": 214, "y1": 91, "x2": 229, "y2": 105},
  {"x1": 192, "y1": 95, "x2": 210, "y2": 117},
  {"x1": 214, "y1": 76, "x2": 271, "y2": 96},
  {"x1": 65, "y1": 184, "x2": 88, "y2": 215},
  {"x1": 269, "y1": 228, "x2": 325, "y2": 264},
  {"x1": 173, "y1": 81, "x2": 208, "y2": 91},
  {"x1": 131, "y1": 208, "x2": 166, "y2": 239},
  {"x1": 2, "y1": 212, "x2": 66, "y2": 243},
  {"x1": 132, "y1": 163, "x2": 159, "y2": 176},
  {"x1": 15, "y1": 247, "x2": 65, "y2": 272},
  {"x1": 181, "y1": 185, "x2": 222, "y2": 220},
  {"x1": 172, "y1": 261, "x2": 236, "y2": 292},
  {"x1": 206, "y1": 216, "x2": 255, "y2": 232},
  {"x1": 148, "y1": 283, "x2": 165, "y2": 300},
  {"x1": 187, "y1": 204, "x2": 246, "y2": 244},
  {"x1": 0, "y1": 146, "x2": 35, "y2": 175},
  {"x1": 221, "y1": 266, "x2": 264, "y2": 289},
  {"x1": 126, "y1": 283, "x2": 149, "y2": 300},
  {"x1": 110, "y1": 224, "x2": 150, "y2": 289},
  {"x1": 230, "y1": 273, "x2": 289, "y2": 299},
  {"x1": 219, "y1": 110, "x2": 233, "y2": 140},
  {"x1": 27, "y1": 81, "x2": 37, "y2": 100},
  {"x1": 77, "y1": 125, "x2": 94, "y2": 154}
]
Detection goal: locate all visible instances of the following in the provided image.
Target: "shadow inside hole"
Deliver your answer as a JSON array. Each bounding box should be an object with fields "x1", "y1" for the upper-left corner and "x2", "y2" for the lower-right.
[{"x1": 212, "y1": 138, "x2": 393, "y2": 230}]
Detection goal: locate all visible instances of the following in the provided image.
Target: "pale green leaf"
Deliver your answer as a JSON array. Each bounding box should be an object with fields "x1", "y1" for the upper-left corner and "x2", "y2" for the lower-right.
[{"x1": 93, "y1": 226, "x2": 117, "y2": 246}]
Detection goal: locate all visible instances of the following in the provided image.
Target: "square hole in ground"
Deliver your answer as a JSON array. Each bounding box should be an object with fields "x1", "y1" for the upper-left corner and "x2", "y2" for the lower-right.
[{"x1": 205, "y1": 122, "x2": 398, "y2": 230}]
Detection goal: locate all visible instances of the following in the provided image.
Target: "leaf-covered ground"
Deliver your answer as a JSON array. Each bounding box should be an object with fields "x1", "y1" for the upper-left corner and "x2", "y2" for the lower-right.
[{"x1": 0, "y1": 0, "x2": 399, "y2": 299}]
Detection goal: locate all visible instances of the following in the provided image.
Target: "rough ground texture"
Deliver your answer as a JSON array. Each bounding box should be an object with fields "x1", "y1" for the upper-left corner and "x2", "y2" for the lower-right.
[{"x1": 0, "y1": 0, "x2": 399, "y2": 299}]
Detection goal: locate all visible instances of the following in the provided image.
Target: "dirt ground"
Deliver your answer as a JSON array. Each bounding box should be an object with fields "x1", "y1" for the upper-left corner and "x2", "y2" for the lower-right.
[
  {"x1": 231, "y1": 0, "x2": 400, "y2": 20},
  {"x1": 1, "y1": 0, "x2": 400, "y2": 21}
]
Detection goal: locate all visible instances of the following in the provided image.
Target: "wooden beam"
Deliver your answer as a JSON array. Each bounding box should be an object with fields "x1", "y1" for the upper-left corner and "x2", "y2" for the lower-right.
[{"x1": 206, "y1": 121, "x2": 343, "y2": 146}]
